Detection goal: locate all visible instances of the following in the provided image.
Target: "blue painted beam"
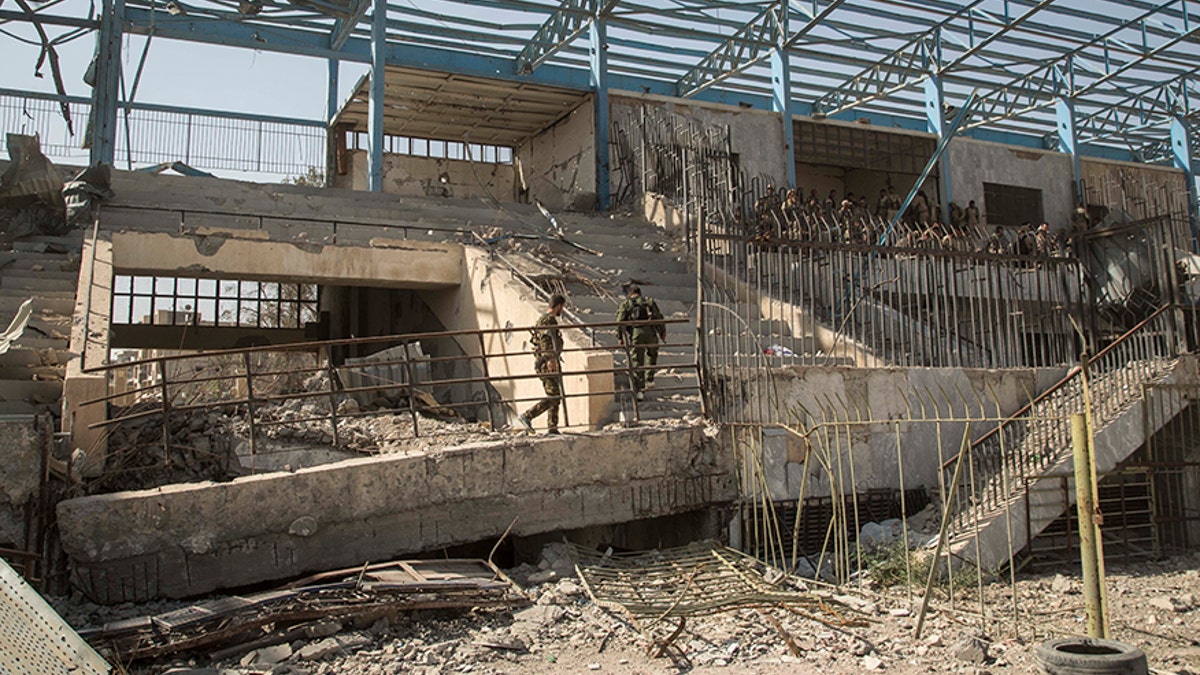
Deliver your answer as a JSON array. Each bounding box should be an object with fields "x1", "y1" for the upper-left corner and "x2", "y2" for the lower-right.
[
  {"x1": 0, "y1": 8, "x2": 100, "y2": 28},
  {"x1": 330, "y1": 0, "x2": 370, "y2": 50},
  {"x1": 770, "y1": 9, "x2": 793, "y2": 189},
  {"x1": 1056, "y1": 97, "x2": 1082, "y2": 202},
  {"x1": 925, "y1": 75, "x2": 952, "y2": 222},
  {"x1": 1172, "y1": 117, "x2": 1198, "y2": 244},
  {"x1": 120, "y1": 7, "x2": 775, "y2": 110},
  {"x1": 516, "y1": 0, "x2": 619, "y2": 75},
  {"x1": 90, "y1": 0, "x2": 125, "y2": 166},
  {"x1": 367, "y1": 0, "x2": 385, "y2": 192},
  {"x1": 591, "y1": 14, "x2": 609, "y2": 211}
]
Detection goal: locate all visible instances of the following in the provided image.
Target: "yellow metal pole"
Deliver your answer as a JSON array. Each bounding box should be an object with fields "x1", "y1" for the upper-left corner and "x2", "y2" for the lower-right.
[{"x1": 1071, "y1": 413, "x2": 1106, "y2": 638}]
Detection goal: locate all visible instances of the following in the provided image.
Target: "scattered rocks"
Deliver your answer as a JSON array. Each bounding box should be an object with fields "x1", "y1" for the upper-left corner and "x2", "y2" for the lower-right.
[{"x1": 952, "y1": 632, "x2": 990, "y2": 665}]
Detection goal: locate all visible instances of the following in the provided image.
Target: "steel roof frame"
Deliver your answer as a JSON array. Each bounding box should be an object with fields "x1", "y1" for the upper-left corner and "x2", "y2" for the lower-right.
[{"x1": 3, "y1": 0, "x2": 1197, "y2": 161}]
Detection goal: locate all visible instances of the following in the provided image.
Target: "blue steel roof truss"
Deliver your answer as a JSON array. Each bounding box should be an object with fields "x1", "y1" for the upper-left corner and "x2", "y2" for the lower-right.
[{"x1": 3, "y1": 0, "x2": 1198, "y2": 162}]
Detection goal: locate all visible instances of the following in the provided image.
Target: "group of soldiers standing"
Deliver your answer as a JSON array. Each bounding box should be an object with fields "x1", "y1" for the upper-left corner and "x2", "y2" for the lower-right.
[{"x1": 516, "y1": 285, "x2": 665, "y2": 434}]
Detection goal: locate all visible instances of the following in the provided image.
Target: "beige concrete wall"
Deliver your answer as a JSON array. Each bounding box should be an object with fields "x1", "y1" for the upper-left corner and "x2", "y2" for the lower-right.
[
  {"x1": 948, "y1": 138, "x2": 1075, "y2": 229},
  {"x1": 611, "y1": 93, "x2": 789, "y2": 185},
  {"x1": 425, "y1": 247, "x2": 613, "y2": 430},
  {"x1": 334, "y1": 150, "x2": 518, "y2": 201},
  {"x1": 1079, "y1": 156, "x2": 1189, "y2": 217},
  {"x1": 515, "y1": 98, "x2": 597, "y2": 211},
  {"x1": 57, "y1": 425, "x2": 733, "y2": 602},
  {"x1": 742, "y1": 365, "x2": 1068, "y2": 501},
  {"x1": 109, "y1": 230, "x2": 463, "y2": 290}
]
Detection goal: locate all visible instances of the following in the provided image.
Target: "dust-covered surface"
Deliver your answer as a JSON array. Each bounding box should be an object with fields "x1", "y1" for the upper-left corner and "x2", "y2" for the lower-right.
[{"x1": 48, "y1": 546, "x2": 1200, "y2": 675}]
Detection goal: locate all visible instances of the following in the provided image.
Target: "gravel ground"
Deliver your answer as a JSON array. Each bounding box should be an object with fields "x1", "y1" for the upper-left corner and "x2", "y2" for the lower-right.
[{"x1": 55, "y1": 549, "x2": 1199, "y2": 675}]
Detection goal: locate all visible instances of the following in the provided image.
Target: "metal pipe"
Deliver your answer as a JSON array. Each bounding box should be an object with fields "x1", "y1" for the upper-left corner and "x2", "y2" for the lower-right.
[{"x1": 1071, "y1": 413, "x2": 1107, "y2": 638}]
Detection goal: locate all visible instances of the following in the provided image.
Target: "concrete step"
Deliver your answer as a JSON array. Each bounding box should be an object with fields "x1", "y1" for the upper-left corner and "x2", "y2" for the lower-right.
[
  {"x1": 0, "y1": 365, "x2": 64, "y2": 381},
  {"x1": 0, "y1": 294, "x2": 76, "y2": 317},
  {"x1": 0, "y1": 378, "x2": 63, "y2": 403},
  {"x1": 0, "y1": 251, "x2": 83, "y2": 274},
  {"x1": 0, "y1": 346, "x2": 73, "y2": 368},
  {"x1": 571, "y1": 295, "x2": 694, "y2": 318},
  {"x1": 0, "y1": 274, "x2": 80, "y2": 293}
]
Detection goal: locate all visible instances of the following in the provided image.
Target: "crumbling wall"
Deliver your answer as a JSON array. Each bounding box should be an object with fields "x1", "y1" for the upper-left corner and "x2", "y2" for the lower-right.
[
  {"x1": 948, "y1": 138, "x2": 1074, "y2": 228},
  {"x1": 56, "y1": 425, "x2": 734, "y2": 602},
  {"x1": 611, "y1": 93, "x2": 789, "y2": 188},
  {"x1": 334, "y1": 151, "x2": 518, "y2": 201},
  {"x1": 424, "y1": 246, "x2": 614, "y2": 430},
  {"x1": 0, "y1": 416, "x2": 40, "y2": 549},
  {"x1": 1079, "y1": 157, "x2": 1188, "y2": 214},
  {"x1": 739, "y1": 365, "x2": 1068, "y2": 501},
  {"x1": 515, "y1": 99, "x2": 596, "y2": 211}
]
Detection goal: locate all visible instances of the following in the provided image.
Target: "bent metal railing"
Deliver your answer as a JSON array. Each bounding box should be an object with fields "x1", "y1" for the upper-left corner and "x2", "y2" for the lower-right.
[
  {"x1": 80, "y1": 318, "x2": 696, "y2": 481},
  {"x1": 942, "y1": 304, "x2": 1185, "y2": 535}
]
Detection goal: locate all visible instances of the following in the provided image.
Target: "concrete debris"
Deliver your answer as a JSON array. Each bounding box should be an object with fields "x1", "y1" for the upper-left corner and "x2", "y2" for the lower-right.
[
  {"x1": 46, "y1": 548, "x2": 1200, "y2": 674},
  {"x1": 951, "y1": 632, "x2": 990, "y2": 665}
]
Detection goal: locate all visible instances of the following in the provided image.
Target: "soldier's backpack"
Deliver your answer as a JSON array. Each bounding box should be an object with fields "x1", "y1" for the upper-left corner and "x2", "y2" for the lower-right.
[{"x1": 632, "y1": 297, "x2": 651, "y2": 322}]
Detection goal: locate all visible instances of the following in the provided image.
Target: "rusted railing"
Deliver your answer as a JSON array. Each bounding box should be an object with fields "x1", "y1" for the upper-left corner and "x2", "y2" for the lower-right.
[
  {"x1": 943, "y1": 303, "x2": 1187, "y2": 531},
  {"x1": 81, "y1": 318, "x2": 697, "y2": 474}
]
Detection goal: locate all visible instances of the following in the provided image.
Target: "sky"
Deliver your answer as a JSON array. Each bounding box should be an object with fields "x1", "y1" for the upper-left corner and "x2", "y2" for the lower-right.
[{"x1": 2, "y1": 8, "x2": 366, "y2": 178}]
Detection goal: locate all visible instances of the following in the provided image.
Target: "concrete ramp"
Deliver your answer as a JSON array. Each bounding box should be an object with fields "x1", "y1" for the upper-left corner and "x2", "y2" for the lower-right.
[{"x1": 57, "y1": 425, "x2": 734, "y2": 603}]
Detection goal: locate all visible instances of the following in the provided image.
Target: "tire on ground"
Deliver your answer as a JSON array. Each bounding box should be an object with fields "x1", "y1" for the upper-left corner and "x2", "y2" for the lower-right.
[{"x1": 1035, "y1": 637, "x2": 1148, "y2": 675}]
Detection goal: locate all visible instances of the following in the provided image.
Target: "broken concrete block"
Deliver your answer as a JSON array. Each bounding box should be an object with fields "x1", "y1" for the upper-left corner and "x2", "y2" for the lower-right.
[{"x1": 295, "y1": 637, "x2": 340, "y2": 661}]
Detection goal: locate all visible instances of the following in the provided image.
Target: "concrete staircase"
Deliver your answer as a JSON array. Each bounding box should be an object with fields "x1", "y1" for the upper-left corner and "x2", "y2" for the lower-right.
[
  {"x1": 945, "y1": 349, "x2": 1191, "y2": 571},
  {"x1": 0, "y1": 232, "x2": 84, "y2": 413}
]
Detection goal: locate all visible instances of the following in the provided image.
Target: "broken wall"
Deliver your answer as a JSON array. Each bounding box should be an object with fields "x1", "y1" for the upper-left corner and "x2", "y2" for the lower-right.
[
  {"x1": 515, "y1": 99, "x2": 596, "y2": 211},
  {"x1": 424, "y1": 246, "x2": 614, "y2": 430},
  {"x1": 335, "y1": 151, "x2": 518, "y2": 201},
  {"x1": 57, "y1": 425, "x2": 734, "y2": 602},
  {"x1": 1079, "y1": 157, "x2": 1188, "y2": 215},
  {"x1": 740, "y1": 365, "x2": 1068, "y2": 501},
  {"x1": 948, "y1": 138, "x2": 1075, "y2": 229},
  {"x1": 611, "y1": 93, "x2": 789, "y2": 190},
  {"x1": 0, "y1": 415, "x2": 40, "y2": 549}
]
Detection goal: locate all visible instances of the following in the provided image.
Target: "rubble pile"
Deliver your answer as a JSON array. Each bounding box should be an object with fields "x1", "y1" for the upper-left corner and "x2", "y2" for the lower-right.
[
  {"x1": 46, "y1": 544, "x2": 1200, "y2": 674},
  {"x1": 91, "y1": 392, "x2": 500, "y2": 493}
]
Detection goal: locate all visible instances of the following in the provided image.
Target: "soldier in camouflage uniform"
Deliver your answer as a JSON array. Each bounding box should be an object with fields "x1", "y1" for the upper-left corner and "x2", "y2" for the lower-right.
[
  {"x1": 617, "y1": 285, "x2": 665, "y2": 400},
  {"x1": 517, "y1": 294, "x2": 566, "y2": 434}
]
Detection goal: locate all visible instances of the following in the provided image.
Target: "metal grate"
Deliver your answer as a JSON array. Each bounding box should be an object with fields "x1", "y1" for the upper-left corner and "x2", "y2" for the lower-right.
[{"x1": 0, "y1": 557, "x2": 110, "y2": 675}]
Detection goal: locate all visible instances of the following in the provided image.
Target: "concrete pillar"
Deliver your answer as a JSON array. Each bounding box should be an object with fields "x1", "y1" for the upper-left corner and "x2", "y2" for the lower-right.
[
  {"x1": 90, "y1": 0, "x2": 124, "y2": 166},
  {"x1": 590, "y1": 15, "x2": 610, "y2": 211},
  {"x1": 1057, "y1": 97, "x2": 1082, "y2": 202},
  {"x1": 925, "y1": 75, "x2": 951, "y2": 222},
  {"x1": 1171, "y1": 117, "x2": 1198, "y2": 245},
  {"x1": 367, "y1": 0, "x2": 386, "y2": 192},
  {"x1": 771, "y1": 44, "x2": 795, "y2": 188},
  {"x1": 65, "y1": 237, "x2": 114, "y2": 476}
]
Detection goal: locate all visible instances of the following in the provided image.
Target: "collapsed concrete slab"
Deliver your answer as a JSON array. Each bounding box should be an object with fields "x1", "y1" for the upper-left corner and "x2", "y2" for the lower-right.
[{"x1": 57, "y1": 425, "x2": 734, "y2": 603}]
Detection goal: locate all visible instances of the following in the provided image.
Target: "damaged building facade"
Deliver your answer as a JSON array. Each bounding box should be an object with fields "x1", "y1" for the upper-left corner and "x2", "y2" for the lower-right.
[{"x1": 2, "y1": 0, "x2": 1200, "y2": 671}]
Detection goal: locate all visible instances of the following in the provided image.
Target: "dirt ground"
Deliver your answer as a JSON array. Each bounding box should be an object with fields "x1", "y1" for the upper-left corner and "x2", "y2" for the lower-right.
[{"x1": 58, "y1": 549, "x2": 1199, "y2": 675}]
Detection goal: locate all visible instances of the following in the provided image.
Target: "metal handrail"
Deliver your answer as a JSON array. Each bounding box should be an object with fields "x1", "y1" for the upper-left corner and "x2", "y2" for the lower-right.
[
  {"x1": 941, "y1": 303, "x2": 1185, "y2": 523},
  {"x1": 81, "y1": 318, "x2": 700, "y2": 477},
  {"x1": 946, "y1": 302, "x2": 1174, "y2": 472}
]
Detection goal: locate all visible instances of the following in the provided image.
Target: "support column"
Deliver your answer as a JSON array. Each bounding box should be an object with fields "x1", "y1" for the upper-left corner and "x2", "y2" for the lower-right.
[
  {"x1": 367, "y1": 0, "x2": 386, "y2": 192},
  {"x1": 1171, "y1": 117, "x2": 1198, "y2": 245},
  {"x1": 90, "y1": 0, "x2": 125, "y2": 166},
  {"x1": 326, "y1": 58, "x2": 340, "y2": 187},
  {"x1": 771, "y1": 4, "x2": 795, "y2": 188},
  {"x1": 1057, "y1": 97, "x2": 1082, "y2": 203},
  {"x1": 925, "y1": 75, "x2": 951, "y2": 222},
  {"x1": 590, "y1": 15, "x2": 610, "y2": 211},
  {"x1": 771, "y1": 48, "x2": 795, "y2": 188}
]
